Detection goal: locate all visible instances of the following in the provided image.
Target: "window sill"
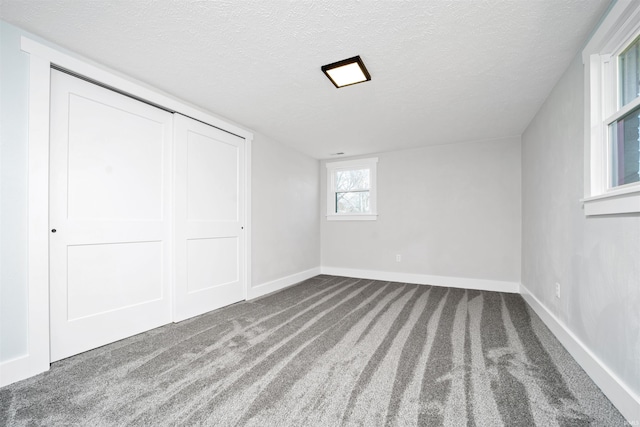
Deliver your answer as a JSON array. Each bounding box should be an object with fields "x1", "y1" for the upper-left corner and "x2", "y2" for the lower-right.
[
  {"x1": 326, "y1": 214, "x2": 378, "y2": 221},
  {"x1": 581, "y1": 185, "x2": 640, "y2": 216}
]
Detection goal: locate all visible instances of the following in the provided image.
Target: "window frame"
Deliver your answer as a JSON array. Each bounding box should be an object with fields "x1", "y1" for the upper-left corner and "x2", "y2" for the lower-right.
[
  {"x1": 582, "y1": 1, "x2": 640, "y2": 216},
  {"x1": 326, "y1": 157, "x2": 378, "y2": 221}
]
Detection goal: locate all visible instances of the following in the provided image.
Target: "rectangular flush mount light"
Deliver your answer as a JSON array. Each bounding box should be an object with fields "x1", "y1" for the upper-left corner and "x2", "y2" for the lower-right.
[{"x1": 321, "y1": 55, "x2": 371, "y2": 88}]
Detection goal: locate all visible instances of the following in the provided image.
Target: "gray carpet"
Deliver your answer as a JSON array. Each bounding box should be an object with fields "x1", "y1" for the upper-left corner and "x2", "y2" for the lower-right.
[{"x1": 0, "y1": 275, "x2": 628, "y2": 426}]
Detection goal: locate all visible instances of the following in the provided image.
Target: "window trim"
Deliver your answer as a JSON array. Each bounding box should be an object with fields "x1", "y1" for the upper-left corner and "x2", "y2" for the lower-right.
[
  {"x1": 582, "y1": 0, "x2": 640, "y2": 215},
  {"x1": 326, "y1": 157, "x2": 378, "y2": 221}
]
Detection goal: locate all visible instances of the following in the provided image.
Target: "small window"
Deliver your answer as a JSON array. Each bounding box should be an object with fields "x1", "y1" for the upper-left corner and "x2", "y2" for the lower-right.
[
  {"x1": 582, "y1": 2, "x2": 640, "y2": 215},
  {"x1": 326, "y1": 157, "x2": 378, "y2": 220}
]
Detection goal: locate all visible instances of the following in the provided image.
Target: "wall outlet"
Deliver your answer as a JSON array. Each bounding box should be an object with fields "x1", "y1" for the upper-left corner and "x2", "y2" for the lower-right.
[
  {"x1": 555, "y1": 282, "x2": 561, "y2": 299},
  {"x1": 396, "y1": 254, "x2": 402, "y2": 262}
]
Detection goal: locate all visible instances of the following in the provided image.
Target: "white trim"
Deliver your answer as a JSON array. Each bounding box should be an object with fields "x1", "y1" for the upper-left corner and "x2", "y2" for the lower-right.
[
  {"x1": 582, "y1": 181, "x2": 640, "y2": 200},
  {"x1": 520, "y1": 284, "x2": 640, "y2": 424},
  {"x1": 247, "y1": 267, "x2": 322, "y2": 300},
  {"x1": 0, "y1": 55, "x2": 52, "y2": 388},
  {"x1": 604, "y1": 95, "x2": 640, "y2": 125},
  {"x1": 324, "y1": 157, "x2": 379, "y2": 170},
  {"x1": 244, "y1": 138, "x2": 252, "y2": 302},
  {"x1": 583, "y1": 1, "x2": 640, "y2": 64},
  {"x1": 8, "y1": 37, "x2": 253, "y2": 387},
  {"x1": 0, "y1": 355, "x2": 41, "y2": 387},
  {"x1": 326, "y1": 214, "x2": 378, "y2": 221},
  {"x1": 0, "y1": 355, "x2": 42, "y2": 388},
  {"x1": 581, "y1": 185, "x2": 640, "y2": 215},
  {"x1": 320, "y1": 267, "x2": 519, "y2": 293}
]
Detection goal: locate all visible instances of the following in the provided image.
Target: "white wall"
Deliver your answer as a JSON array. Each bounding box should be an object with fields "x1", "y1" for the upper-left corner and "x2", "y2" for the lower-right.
[
  {"x1": 521, "y1": 52, "x2": 640, "y2": 399},
  {"x1": 251, "y1": 132, "x2": 320, "y2": 288},
  {"x1": 0, "y1": 21, "x2": 30, "y2": 361},
  {"x1": 321, "y1": 137, "x2": 522, "y2": 288}
]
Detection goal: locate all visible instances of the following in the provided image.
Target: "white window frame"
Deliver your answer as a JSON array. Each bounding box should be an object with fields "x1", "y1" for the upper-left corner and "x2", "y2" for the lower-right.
[
  {"x1": 326, "y1": 157, "x2": 378, "y2": 221},
  {"x1": 582, "y1": 0, "x2": 640, "y2": 215}
]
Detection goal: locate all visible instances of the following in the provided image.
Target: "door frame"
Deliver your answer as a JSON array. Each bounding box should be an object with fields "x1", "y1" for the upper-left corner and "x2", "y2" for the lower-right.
[{"x1": 0, "y1": 37, "x2": 252, "y2": 387}]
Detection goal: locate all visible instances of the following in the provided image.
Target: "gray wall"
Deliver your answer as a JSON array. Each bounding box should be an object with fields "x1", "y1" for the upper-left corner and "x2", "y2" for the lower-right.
[
  {"x1": 521, "y1": 53, "x2": 640, "y2": 396},
  {"x1": 251, "y1": 132, "x2": 320, "y2": 286},
  {"x1": 321, "y1": 137, "x2": 522, "y2": 283},
  {"x1": 0, "y1": 21, "x2": 30, "y2": 361}
]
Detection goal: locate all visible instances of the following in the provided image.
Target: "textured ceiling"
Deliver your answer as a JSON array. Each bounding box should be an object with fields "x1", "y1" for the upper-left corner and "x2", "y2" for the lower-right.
[{"x1": 1, "y1": 0, "x2": 610, "y2": 159}]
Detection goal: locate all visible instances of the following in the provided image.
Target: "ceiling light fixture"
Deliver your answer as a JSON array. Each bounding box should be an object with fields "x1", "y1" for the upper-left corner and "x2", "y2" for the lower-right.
[{"x1": 321, "y1": 55, "x2": 371, "y2": 88}]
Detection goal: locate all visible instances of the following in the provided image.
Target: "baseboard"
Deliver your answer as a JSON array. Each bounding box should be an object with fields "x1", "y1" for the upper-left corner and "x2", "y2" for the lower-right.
[
  {"x1": 247, "y1": 267, "x2": 322, "y2": 300},
  {"x1": 520, "y1": 284, "x2": 640, "y2": 424},
  {"x1": 0, "y1": 353, "x2": 49, "y2": 388},
  {"x1": 320, "y1": 267, "x2": 519, "y2": 293}
]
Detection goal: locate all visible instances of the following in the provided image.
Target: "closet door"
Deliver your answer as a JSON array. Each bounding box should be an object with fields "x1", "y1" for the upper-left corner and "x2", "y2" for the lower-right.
[
  {"x1": 173, "y1": 114, "x2": 245, "y2": 322},
  {"x1": 49, "y1": 70, "x2": 172, "y2": 362}
]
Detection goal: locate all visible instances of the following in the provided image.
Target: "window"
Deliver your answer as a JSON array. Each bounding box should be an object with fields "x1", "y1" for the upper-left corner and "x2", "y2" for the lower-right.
[
  {"x1": 326, "y1": 157, "x2": 378, "y2": 220},
  {"x1": 582, "y1": 1, "x2": 640, "y2": 215},
  {"x1": 611, "y1": 37, "x2": 640, "y2": 188}
]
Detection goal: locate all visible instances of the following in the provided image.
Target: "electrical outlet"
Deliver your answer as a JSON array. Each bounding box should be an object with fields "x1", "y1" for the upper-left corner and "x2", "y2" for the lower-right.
[
  {"x1": 555, "y1": 283, "x2": 561, "y2": 299},
  {"x1": 396, "y1": 254, "x2": 402, "y2": 262}
]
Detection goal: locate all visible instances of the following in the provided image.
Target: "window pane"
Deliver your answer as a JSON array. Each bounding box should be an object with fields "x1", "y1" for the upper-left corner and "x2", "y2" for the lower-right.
[
  {"x1": 620, "y1": 36, "x2": 640, "y2": 106},
  {"x1": 609, "y1": 105, "x2": 640, "y2": 187},
  {"x1": 336, "y1": 191, "x2": 370, "y2": 213},
  {"x1": 335, "y1": 169, "x2": 369, "y2": 192}
]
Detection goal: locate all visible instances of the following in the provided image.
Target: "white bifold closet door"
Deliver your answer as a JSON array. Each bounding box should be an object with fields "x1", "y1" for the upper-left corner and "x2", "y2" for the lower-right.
[
  {"x1": 173, "y1": 114, "x2": 245, "y2": 322},
  {"x1": 49, "y1": 69, "x2": 173, "y2": 362}
]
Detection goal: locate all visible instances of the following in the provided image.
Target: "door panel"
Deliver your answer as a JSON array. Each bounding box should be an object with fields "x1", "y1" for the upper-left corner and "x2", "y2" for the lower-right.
[
  {"x1": 66, "y1": 241, "x2": 164, "y2": 320},
  {"x1": 187, "y1": 130, "x2": 239, "y2": 222},
  {"x1": 49, "y1": 70, "x2": 172, "y2": 362},
  {"x1": 186, "y1": 237, "x2": 239, "y2": 293},
  {"x1": 174, "y1": 114, "x2": 245, "y2": 322},
  {"x1": 66, "y1": 94, "x2": 165, "y2": 221}
]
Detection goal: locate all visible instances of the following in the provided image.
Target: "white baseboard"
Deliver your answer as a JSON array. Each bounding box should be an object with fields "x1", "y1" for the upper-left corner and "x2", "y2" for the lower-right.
[
  {"x1": 520, "y1": 284, "x2": 640, "y2": 424},
  {"x1": 247, "y1": 267, "x2": 322, "y2": 300},
  {"x1": 0, "y1": 353, "x2": 49, "y2": 388},
  {"x1": 320, "y1": 267, "x2": 519, "y2": 293}
]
